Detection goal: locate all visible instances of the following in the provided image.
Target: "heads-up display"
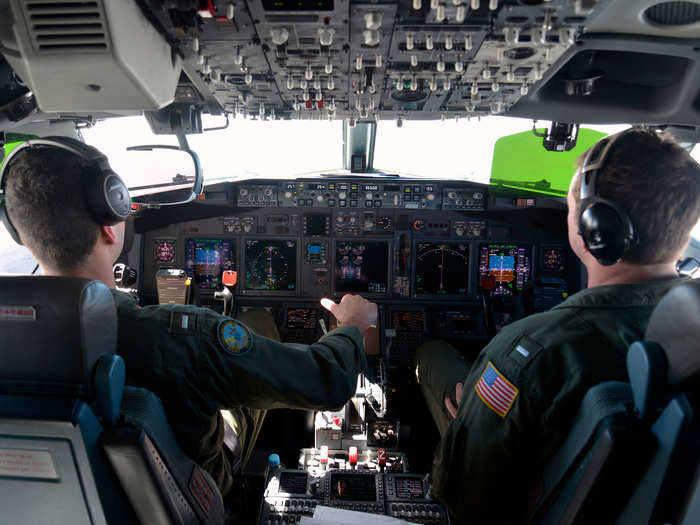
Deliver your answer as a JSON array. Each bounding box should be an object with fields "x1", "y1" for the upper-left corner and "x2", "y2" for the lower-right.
[
  {"x1": 334, "y1": 241, "x2": 389, "y2": 294},
  {"x1": 244, "y1": 239, "x2": 297, "y2": 291},
  {"x1": 414, "y1": 242, "x2": 470, "y2": 296},
  {"x1": 185, "y1": 239, "x2": 235, "y2": 289},
  {"x1": 478, "y1": 243, "x2": 531, "y2": 295}
]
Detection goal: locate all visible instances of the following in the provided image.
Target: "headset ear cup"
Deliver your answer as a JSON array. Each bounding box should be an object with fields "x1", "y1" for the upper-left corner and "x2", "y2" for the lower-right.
[
  {"x1": 580, "y1": 201, "x2": 629, "y2": 266},
  {"x1": 0, "y1": 200, "x2": 23, "y2": 245},
  {"x1": 83, "y1": 170, "x2": 131, "y2": 225}
]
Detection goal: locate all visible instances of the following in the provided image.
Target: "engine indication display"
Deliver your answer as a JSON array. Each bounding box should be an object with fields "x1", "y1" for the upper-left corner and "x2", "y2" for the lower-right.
[
  {"x1": 334, "y1": 241, "x2": 389, "y2": 294},
  {"x1": 479, "y1": 244, "x2": 531, "y2": 295},
  {"x1": 155, "y1": 240, "x2": 176, "y2": 262},
  {"x1": 414, "y1": 242, "x2": 470, "y2": 296},
  {"x1": 542, "y1": 246, "x2": 566, "y2": 272},
  {"x1": 244, "y1": 239, "x2": 297, "y2": 291},
  {"x1": 185, "y1": 239, "x2": 235, "y2": 289}
]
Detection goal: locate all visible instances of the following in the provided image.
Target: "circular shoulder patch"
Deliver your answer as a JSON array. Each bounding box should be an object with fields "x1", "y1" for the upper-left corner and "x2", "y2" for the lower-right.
[{"x1": 217, "y1": 319, "x2": 254, "y2": 356}]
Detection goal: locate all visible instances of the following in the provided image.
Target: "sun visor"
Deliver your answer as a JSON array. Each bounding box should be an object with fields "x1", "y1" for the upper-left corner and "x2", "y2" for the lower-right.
[{"x1": 490, "y1": 128, "x2": 607, "y2": 197}]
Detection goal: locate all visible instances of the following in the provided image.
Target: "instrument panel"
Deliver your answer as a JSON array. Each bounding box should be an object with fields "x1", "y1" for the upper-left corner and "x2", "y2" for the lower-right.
[{"x1": 140, "y1": 179, "x2": 578, "y2": 354}]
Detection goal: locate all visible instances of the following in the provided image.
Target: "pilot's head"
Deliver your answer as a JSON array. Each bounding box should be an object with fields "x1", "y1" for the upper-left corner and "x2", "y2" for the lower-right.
[
  {"x1": 567, "y1": 128, "x2": 700, "y2": 269},
  {"x1": 3, "y1": 145, "x2": 126, "y2": 276}
]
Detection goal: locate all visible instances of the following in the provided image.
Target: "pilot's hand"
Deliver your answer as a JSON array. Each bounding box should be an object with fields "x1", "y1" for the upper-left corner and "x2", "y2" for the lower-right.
[
  {"x1": 320, "y1": 294, "x2": 377, "y2": 335},
  {"x1": 445, "y1": 382, "x2": 464, "y2": 419}
]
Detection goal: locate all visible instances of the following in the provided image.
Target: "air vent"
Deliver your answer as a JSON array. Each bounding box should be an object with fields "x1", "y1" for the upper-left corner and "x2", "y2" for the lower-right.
[
  {"x1": 23, "y1": 0, "x2": 108, "y2": 52},
  {"x1": 644, "y1": 1, "x2": 700, "y2": 26}
]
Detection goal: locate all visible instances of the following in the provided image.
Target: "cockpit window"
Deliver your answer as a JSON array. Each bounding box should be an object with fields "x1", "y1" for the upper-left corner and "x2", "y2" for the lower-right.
[
  {"x1": 84, "y1": 115, "x2": 628, "y2": 192},
  {"x1": 375, "y1": 119, "x2": 627, "y2": 193},
  {"x1": 82, "y1": 115, "x2": 342, "y2": 186},
  {"x1": 0, "y1": 222, "x2": 37, "y2": 274}
]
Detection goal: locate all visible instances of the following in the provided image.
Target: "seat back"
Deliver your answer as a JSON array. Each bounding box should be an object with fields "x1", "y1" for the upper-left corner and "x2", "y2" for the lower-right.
[
  {"x1": 615, "y1": 280, "x2": 700, "y2": 525},
  {"x1": 0, "y1": 277, "x2": 225, "y2": 524},
  {"x1": 530, "y1": 280, "x2": 700, "y2": 525},
  {"x1": 0, "y1": 276, "x2": 132, "y2": 524}
]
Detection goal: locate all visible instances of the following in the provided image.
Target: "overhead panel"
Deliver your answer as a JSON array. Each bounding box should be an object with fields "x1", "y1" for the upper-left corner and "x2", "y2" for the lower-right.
[{"x1": 163, "y1": 0, "x2": 601, "y2": 122}]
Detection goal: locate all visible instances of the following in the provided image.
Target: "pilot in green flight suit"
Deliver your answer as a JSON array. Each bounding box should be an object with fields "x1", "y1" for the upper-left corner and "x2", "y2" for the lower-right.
[
  {"x1": 111, "y1": 292, "x2": 374, "y2": 499},
  {"x1": 415, "y1": 129, "x2": 700, "y2": 524},
  {"x1": 1, "y1": 142, "x2": 378, "y2": 503}
]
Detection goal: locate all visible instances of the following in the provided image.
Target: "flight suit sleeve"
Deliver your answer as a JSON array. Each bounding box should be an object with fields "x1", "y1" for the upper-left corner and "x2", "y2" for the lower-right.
[
  {"x1": 430, "y1": 311, "x2": 613, "y2": 525},
  {"x1": 117, "y1": 300, "x2": 368, "y2": 412},
  {"x1": 198, "y1": 308, "x2": 368, "y2": 410}
]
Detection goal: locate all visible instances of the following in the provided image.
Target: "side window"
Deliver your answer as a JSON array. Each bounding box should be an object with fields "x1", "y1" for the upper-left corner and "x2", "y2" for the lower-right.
[
  {"x1": 0, "y1": 221, "x2": 38, "y2": 274},
  {"x1": 693, "y1": 145, "x2": 700, "y2": 243}
]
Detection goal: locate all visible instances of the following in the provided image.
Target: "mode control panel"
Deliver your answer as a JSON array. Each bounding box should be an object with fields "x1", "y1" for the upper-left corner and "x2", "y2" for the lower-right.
[{"x1": 270, "y1": 181, "x2": 448, "y2": 210}]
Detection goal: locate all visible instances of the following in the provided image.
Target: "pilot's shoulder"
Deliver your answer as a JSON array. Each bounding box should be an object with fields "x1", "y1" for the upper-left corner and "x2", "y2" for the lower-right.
[
  {"x1": 486, "y1": 307, "x2": 602, "y2": 374},
  {"x1": 497, "y1": 306, "x2": 586, "y2": 345},
  {"x1": 110, "y1": 288, "x2": 221, "y2": 332}
]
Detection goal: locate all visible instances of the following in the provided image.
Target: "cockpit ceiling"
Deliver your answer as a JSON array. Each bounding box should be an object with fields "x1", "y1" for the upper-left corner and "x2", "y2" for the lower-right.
[
  {"x1": 145, "y1": 0, "x2": 700, "y2": 125},
  {"x1": 2, "y1": 0, "x2": 700, "y2": 126}
]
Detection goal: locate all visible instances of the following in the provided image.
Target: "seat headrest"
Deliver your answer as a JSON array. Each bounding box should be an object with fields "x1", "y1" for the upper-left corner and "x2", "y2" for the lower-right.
[
  {"x1": 0, "y1": 277, "x2": 116, "y2": 397},
  {"x1": 645, "y1": 280, "x2": 700, "y2": 389}
]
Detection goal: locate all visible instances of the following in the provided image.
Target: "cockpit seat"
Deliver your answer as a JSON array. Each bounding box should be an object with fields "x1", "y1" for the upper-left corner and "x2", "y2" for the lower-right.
[
  {"x1": 528, "y1": 279, "x2": 700, "y2": 525},
  {"x1": 0, "y1": 277, "x2": 225, "y2": 524}
]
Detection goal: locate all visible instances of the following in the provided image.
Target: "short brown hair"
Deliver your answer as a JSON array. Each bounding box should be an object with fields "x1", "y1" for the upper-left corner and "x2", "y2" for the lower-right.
[
  {"x1": 571, "y1": 129, "x2": 700, "y2": 264},
  {"x1": 5, "y1": 147, "x2": 100, "y2": 271}
]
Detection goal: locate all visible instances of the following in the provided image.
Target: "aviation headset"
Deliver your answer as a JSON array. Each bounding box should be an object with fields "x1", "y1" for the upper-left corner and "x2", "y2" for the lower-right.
[
  {"x1": 578, "y1": 129, "x2": 639, "y2": 266},
  {"x1": 0, "y1": 136, "x2": 131, "y2": 245}
]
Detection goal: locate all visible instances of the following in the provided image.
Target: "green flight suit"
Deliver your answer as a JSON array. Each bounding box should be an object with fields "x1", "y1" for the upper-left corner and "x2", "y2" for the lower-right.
[
  {"x1": 110, "y1": 290, "x2": 367, "y2": 500},
  {"x1": 415, "y1": 277, "x2": 690, "y2": 525}
]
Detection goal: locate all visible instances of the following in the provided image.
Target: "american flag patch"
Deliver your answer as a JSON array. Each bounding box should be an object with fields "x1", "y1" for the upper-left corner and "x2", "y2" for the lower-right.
[{"x1": 475, "y1": 362, "x2": 519, "y2": 418}]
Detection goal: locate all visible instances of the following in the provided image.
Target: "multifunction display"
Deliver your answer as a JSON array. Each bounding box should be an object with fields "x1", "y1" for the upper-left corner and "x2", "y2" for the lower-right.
[
  {"x1": 334, "y1": 241, "x2": 389, "y2": 294},
  {"x1": 414, "y1": 242, "x2": 470, "y2": 296},
  {"x1": 244, "y1": 239, "x2": 297, "y2": 291},
  {"x1": 184, "y1": 239, "x2": 235, "y2": 289},
  {"x1": 478, "y1": 243, "x2": 531, "y2": 295},
  {"x1": 330, "y1": 473, "x2": 377, "y2": 502}
]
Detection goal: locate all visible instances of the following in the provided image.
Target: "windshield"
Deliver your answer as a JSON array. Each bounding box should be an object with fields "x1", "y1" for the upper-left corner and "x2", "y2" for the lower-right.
[
  {"x1": 81, "y1": 116, "x2": 342, "y2": 186},
  {"x1": 81, "y1": 115, "x2": 628, "y2": 188}
]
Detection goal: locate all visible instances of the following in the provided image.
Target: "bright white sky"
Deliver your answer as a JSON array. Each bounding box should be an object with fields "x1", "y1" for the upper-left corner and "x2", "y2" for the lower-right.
[
  {"x1": 0, "y1": 116, "x2": 698, "y2": 272},
  {"x1": 78, "y1": 114, "x2": 628, "y2": 186}
]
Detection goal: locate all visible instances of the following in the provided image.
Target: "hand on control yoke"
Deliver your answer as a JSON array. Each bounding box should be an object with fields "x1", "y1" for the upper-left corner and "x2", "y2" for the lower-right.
[{"x1": 320, "y1": 294, "x2": 377, "y2": 335}]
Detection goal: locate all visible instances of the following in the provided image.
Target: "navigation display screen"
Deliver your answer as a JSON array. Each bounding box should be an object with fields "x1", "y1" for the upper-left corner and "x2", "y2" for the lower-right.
[
  {"x1": 334, "y1": 241, "x2": 389, "y2": 294},
  {"x1": 185, "y1": 239, "x2": 235, "y2": 289},
  {"x1": 330, "y1": 474, "x2": 376, "y2": 502},
  {"x1": 414, "y1": 242, "x2": 470, "y2": 296},
  {"x1": 244, "y1": 239, "x2": 297, "y2": 291},
  {"x1": 478, "y1": 243, "x2": 531, "y2": 295}
]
